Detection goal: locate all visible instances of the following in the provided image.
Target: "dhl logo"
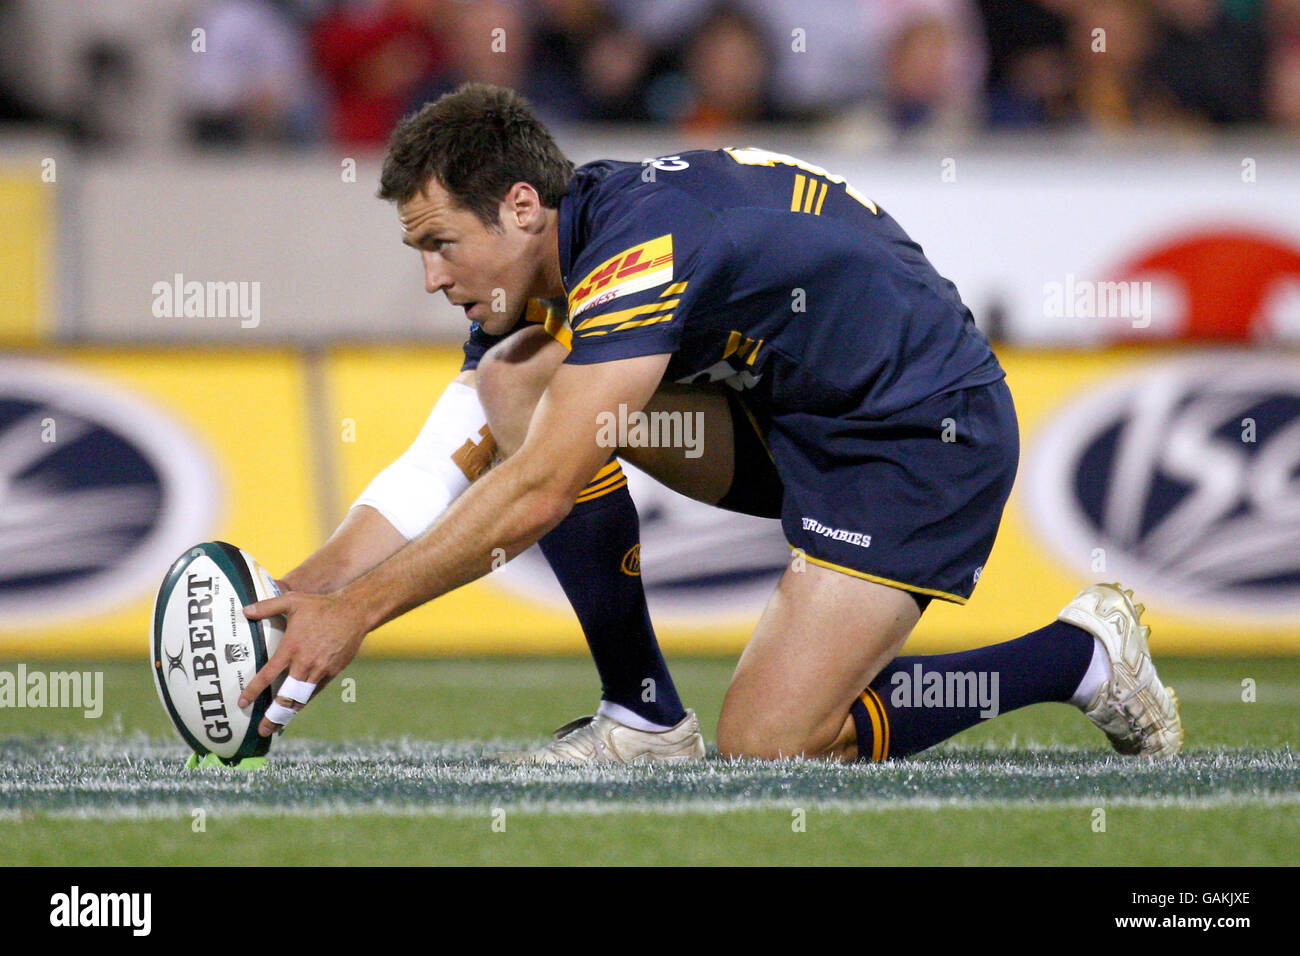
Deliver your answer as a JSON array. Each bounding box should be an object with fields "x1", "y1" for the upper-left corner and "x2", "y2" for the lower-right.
[{"x1": 569, "y1": 235, "x2": 674, "y2": 318}]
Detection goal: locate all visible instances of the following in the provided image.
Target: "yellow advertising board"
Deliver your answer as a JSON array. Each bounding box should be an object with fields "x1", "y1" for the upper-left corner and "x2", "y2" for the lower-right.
[
  {"x1": 0, "y1": 170, "x2": 51, "y2": 344},
  {"x1": 329, "y1": 345, "x2": 1300, "y2": 656},
  {"x1": 4, "y1": 344, "x2": 1294, "y2": 658},
  {"x1": 922, "y1": 346, "x2": 1300, "y2": 655},
  {"x1": 0, "y1": 349, "x2": 319, "y2": 656}
]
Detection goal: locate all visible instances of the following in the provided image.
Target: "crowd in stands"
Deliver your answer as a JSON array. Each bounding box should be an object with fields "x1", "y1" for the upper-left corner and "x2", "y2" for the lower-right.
[{"x1": 1, "y1": 0, "x2": 1298, "y2": 148}]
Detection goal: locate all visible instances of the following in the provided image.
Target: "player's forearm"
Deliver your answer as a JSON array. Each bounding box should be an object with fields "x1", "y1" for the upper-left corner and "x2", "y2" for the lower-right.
[
  {"x1": 280, "y1": 505, "x2": 407, "y2": 594},
  {"x1": 343, "y1": 453, "x2": 571, "y2": 631}
]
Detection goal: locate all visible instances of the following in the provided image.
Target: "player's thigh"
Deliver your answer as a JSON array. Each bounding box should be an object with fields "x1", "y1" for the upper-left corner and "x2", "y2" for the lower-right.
[
  {"x1": 477, "y1": 333, "x2": 737, "y2": 502},
  {"x1": 618, "y1": 383, "x2": 737, "y2": 506},
  {"x1": 716, "y1": 561, "x2": 920, "y2": 759},
  {"x1": 481, "y1": 342, "x2": 775, "y2": 511}
]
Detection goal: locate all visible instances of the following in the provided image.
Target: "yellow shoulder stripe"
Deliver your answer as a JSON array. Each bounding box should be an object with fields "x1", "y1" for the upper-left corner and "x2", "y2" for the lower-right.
[{"x1": 575, "y1": 298, "x2": 679, "y2": 334}]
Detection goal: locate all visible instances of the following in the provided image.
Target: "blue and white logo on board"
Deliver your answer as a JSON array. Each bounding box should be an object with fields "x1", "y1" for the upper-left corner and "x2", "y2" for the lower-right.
[
  {"x1": 496, "y1": 464, "x2": 789, "y2": 621},
  {"x1": 1023, "y1": 356, "x2": 1300, "y2": 620},
  {"x1": 0, "y1": 359, "x2": 219, "y2": 627}
]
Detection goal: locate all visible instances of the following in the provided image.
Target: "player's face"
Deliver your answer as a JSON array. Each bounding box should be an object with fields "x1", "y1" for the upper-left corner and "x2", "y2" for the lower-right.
[{"x1": 399, "y1": 178, "x2": 546, "y2": 335}]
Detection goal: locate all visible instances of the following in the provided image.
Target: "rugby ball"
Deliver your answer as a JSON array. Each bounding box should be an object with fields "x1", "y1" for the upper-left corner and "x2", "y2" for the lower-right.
[{"x1": 151, "y1": 541, "x2": 285, "y2": 761}]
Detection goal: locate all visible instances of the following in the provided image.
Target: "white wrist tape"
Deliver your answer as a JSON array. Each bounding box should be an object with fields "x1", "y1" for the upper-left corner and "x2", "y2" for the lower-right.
[
  {"x1": 353, "y1": 380, "x2": 491, "y2": 540},
  {"x1": 278, "y1": 676, "x2": 316, "y2": 704},
  {"x1": 265, "y1": 701, "x2": 299, "y2": 727}
]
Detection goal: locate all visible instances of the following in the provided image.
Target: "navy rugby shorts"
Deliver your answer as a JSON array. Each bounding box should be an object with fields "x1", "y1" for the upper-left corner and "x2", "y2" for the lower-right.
[{"x1": 720, "y1": 379, "x2": 1020, "y2": 605}]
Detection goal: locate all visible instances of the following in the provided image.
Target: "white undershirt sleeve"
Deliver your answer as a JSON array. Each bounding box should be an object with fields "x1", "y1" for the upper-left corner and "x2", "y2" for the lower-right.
[{"x1": 351, "y1": 380, "x2": 491, "y2": 541}]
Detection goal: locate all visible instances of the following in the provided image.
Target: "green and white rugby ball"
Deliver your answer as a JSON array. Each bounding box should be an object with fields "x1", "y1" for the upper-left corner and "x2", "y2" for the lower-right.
[{"x1": 151, "y1": 541, "x2": 285, "y2": 761}]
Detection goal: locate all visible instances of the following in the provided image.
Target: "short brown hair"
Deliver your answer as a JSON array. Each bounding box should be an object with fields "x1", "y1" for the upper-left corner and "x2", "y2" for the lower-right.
[{"x1": 378, "y1": 83, "x2": 574, "y2": 226}]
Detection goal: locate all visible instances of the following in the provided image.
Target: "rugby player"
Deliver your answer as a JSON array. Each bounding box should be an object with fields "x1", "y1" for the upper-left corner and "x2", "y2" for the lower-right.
[{"x1": 240, "y1": 84, "x2": 1184, "y2": 763}]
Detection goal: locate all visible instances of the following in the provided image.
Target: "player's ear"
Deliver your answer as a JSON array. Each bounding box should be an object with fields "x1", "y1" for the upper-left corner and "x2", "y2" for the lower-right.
[{"x1": 506, "y1": 182, "x2": 544, "y2": 231}]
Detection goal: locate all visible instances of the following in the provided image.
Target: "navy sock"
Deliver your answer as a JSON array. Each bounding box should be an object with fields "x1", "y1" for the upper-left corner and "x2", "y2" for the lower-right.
[
  {"x1": 538, "y1": 462, "x2": 686, "y2": 727},
  {"x1": 851, "y1": 620, "x2": 1095, "y2": 760}
]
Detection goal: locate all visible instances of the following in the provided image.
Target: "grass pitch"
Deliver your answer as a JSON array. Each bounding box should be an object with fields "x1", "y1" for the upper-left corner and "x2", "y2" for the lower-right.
[{"x1": 1, "y1": 656, "x2": 1297, "y2": 865}]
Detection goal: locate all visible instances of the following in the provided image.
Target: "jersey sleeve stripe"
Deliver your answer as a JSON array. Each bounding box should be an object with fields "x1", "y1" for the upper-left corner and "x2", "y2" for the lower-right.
[
  {"x1": 610, "y1": 313, "x2": 674, "y2": 333},
  {"x1": 583, "y1": 313, "x2": 674, "y2": 337},
  {"x1": 574, "y1": 298, "x2": 680, "y2": 334}
]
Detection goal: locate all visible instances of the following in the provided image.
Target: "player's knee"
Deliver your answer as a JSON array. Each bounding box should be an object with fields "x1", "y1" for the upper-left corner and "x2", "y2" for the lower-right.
[
  {"x1": 472, "y1": 356, "x2": 514, "y2": 443},
  {"x1": 476, "y1": 327, "x2": 559, "y2": 453},
  {"x1": 715, "y1": 714, "x2": 838, "y2": 761},
  {"x1": 474, "y1": 342, "x2": 526, "y2": 425}
]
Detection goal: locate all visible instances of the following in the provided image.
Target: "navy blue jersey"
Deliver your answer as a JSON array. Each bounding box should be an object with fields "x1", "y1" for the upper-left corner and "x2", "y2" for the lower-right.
[
  {"x1": 460, "y1": 148, "x2": 1017, "y2": 603},
  {"x1": 465, "y1": 147, "x2": 1002, "y2": 419},
  {"x1": 555, "y1": 147, "x2": 1003, "y2": 418}
]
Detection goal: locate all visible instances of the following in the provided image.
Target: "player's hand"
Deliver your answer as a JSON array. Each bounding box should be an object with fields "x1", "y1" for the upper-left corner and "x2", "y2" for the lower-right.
[{"x1": 239, "y1": 591, "x2": 367, "y2": 737}]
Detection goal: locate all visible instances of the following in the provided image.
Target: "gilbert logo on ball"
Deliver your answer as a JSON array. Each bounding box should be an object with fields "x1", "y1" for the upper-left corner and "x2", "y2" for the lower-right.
[{"x1": 151, "y1": 541, "x2": 284, "y2": 761}]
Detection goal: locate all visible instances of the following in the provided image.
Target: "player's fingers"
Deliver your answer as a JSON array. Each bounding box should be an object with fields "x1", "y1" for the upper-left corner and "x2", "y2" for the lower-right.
[
  {"x1": 278, "y1": 674, "x2": 317, "y2": 705},
  {"x1": 264, "y1": 675, "x2": 333, "y2": 730},
  {"x1": 258, "y1": 673, "x2": 317, "y2": 737},
  {"x1": 237, "y1": 648, "x2": 290, "y2": 709},
  {"x1": 260, "y1": 696, "x2": 302, "y2": 737},
  {"x1": 242, "y1": 593, "x2": 293, "y2": 621}
]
